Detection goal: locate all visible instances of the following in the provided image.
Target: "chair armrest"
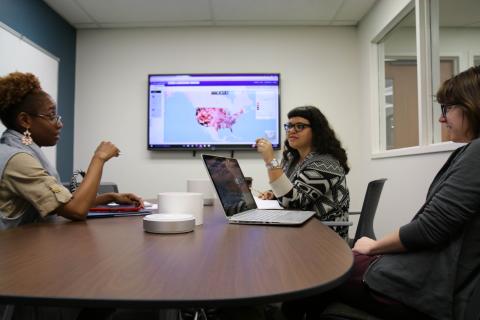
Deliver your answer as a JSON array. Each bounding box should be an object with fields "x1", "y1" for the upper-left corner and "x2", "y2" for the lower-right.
[
  {"x1": 322, "y1": 221, "x2": 353, "y2": 227},
  {"x1": 349, "y1": 211, "x2": 361, "y2": 215}
]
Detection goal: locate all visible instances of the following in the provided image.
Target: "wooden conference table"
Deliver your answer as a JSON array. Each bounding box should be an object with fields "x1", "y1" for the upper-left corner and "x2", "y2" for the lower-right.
[{"x1": 0, "y1": 203, "x2": 353, "y2": 308}]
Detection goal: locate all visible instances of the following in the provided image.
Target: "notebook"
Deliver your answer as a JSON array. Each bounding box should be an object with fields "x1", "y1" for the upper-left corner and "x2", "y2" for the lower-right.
[
  {"x1": 87, "y1": 204, "x2": 152, "y2": 218},
  {"x1": 201, "y1": 154, "x2": 315, "y2": 225}
]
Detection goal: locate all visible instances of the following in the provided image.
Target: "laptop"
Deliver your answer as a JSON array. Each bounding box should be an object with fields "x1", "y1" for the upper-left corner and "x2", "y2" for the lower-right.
[
  {"x1": 201, "y1": 154, "x2": 315, "y2": 225},
  {"x1": 87, "y1": 204, "x2": 152, "y2": 218}
]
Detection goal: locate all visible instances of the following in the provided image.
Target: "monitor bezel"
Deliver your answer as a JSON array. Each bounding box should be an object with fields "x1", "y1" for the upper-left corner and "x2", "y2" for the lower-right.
[{"x1": 147, "y1": 73, "x2": 281, "y2": 151}]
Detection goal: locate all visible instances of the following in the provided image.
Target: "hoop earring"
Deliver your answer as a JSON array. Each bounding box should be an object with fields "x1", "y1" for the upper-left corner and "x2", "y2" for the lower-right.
[{"x1": 21, "y1": 129, "x2": 33, "y2": 145}]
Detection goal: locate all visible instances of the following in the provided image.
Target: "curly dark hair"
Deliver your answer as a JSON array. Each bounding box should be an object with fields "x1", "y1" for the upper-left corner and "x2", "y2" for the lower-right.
[
  {"x1": 0, "y1": 72, "x2": 44, "y2": 129},
  {"x1": 436, "y1": 65, "x2": 480, "y2": 138},
  {"x1": 282, "y1": 106, "x2": 350, "y2": 174}
]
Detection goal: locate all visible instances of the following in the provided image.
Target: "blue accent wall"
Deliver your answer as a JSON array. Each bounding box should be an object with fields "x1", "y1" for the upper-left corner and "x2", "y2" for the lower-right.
[{"x1": 0, "y1": 0, "x2": 76, "y2": 181}]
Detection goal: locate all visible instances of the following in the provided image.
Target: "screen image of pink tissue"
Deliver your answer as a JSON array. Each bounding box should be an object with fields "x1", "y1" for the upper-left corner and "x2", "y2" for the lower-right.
[{"x1": 195, "y1": 107, "x2": 244, "y2": 132}]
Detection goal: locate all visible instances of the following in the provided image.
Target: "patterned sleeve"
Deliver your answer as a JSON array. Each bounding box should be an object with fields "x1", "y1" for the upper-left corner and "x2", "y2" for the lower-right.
[{"x1": 270, "y1": 155, "x2": 350, "y2": 221}]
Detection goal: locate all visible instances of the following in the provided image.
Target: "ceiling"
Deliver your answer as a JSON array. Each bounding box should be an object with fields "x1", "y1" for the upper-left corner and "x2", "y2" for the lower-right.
[
  {"x1": 42, "y1": 0, "x2": 377, "y2": 29},
  {"x1": 398, "y1": 0, "x2": 480, "y2": 28}
]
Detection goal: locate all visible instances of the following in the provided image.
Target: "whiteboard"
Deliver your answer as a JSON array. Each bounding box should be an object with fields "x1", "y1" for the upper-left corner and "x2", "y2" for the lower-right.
[{"x1": 0, "y1": 22, "x2": 59, "y2": 167}]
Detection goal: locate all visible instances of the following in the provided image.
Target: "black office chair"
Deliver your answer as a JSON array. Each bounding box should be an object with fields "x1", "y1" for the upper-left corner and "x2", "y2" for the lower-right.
[
  {"x1": 348, "y1": 178, "x2": 387, "y2": 247},
  {"x1": 61, "y1": 181, "x2": 119, "y2": 194},
  {"x1": 97, "y1": 182, "x2": 119, "y2": 194}
]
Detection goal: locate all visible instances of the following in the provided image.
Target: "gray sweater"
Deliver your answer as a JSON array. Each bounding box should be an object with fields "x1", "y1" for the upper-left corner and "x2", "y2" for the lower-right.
[{"x1": 365, "y1": 138, "x2": 480, "y2": 320}]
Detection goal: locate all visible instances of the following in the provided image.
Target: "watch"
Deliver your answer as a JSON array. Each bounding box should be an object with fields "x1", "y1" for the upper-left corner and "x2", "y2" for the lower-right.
[{"x1": 265, "y1": 158, "x2": 282, "y2": 170}]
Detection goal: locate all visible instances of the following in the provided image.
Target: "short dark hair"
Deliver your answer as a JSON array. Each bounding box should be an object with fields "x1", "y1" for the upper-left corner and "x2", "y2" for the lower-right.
[
  {"x1": 282, "y1": 106, "x2": 350, "y2": 174},
  {"x1": 436, "y1": 65, "x2": 480, "y2": 138}
]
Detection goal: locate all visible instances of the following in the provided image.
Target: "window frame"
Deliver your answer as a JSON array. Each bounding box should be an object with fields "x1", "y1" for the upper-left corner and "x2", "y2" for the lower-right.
[{"x1": 371, "y1": 0, "x2": 464, "y2": 158}]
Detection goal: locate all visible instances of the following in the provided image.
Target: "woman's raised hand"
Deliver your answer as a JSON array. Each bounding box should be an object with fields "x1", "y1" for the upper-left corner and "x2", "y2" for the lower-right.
[
  {"x1": 93, "y1": 141, "x2": 120, "y2": 162},
  {"x1": 255, "y1": 138, "x2": 274, "y2": 163},
  {"x1": 258, "y1": 191, "x2": 275, "y2": 200}
]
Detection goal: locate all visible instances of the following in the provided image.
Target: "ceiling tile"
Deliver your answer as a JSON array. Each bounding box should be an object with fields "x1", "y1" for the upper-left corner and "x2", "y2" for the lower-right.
[
  {"x1": 335, "y1": 0, "x2": 377, "y2": 21},
  {"x1": 76, "y1": 0, "x2": 212, "y2": 23},
  {"x1": 210, "y1": 0, "x2": 343, "y2": 22},
  {"x1": 43, "y1": 0, "x2": 94, "y2": 24},
  {"x1": 42, "y1": 0, "x2": 382, "y2": 28}
]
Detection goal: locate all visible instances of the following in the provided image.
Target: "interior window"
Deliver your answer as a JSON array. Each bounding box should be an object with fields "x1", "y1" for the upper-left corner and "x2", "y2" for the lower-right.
[{"x1": 379, "y1": 9, "x2": 417, "y2": 150}]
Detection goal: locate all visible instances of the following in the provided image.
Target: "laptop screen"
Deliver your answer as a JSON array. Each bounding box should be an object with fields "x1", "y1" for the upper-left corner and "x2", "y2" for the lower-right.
[{"x1": 202, "y1": 154, "x2": 257, "y2": 217}]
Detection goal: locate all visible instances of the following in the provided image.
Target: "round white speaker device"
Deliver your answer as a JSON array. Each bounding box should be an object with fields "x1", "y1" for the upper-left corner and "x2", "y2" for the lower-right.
[{"x1": 143, "y1": 213, "x2": 195, "y2": 234}]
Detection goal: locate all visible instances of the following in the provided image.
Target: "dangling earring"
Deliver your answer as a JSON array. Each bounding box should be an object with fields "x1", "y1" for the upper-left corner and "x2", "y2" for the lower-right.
[{"x1": 21, "y1": 128, "x2": 33, "y2": 145}]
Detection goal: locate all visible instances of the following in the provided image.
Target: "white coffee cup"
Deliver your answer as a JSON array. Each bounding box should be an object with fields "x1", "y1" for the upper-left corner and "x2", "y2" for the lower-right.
[
  {"x1": 158, "y1": 192, "x2": 204, "y2": 225},
  {"x1": 187, "y1": 179, "x2": 214, "y2": 206}
]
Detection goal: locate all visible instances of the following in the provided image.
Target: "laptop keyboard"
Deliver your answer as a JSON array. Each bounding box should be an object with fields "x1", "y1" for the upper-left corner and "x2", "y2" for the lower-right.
[{"x1": 236, "y1": 209, "x2": 297, "y2": 221}]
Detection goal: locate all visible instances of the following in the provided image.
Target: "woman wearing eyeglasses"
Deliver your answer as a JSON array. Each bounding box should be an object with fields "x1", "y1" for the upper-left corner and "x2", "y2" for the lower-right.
[
  {"x1": 256, "y1": 105, "x2": 350, "y2": 240},
  {"x1": 283, "y1": 66, "x2": 480, "y2": 320},
  {"x1": 0, "y1": 72, "x2": 143, "y2": 230}
]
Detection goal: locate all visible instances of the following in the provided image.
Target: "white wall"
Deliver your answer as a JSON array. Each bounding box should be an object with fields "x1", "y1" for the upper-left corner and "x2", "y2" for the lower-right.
[
  {"x1": 75, "y1": 26, "x2": 364, "y2": 209},
  {"x1": 357, "y1": 0, "x2": 453, "y2": 237},
  {"x1": 0, "y1": 23, "x2": 59, "y2": 167}
]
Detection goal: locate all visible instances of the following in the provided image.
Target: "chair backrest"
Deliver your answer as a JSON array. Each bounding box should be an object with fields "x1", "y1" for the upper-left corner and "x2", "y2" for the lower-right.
[
  {"x1": 353, "y1": 178, "x2": 387, "y2": 245},
  {"x1": 61, "y1": 181, "x2": 70, "y2": 190},
  {"x1": 97, "y1": 182, "x2": 119, "y2": 194},
  {"x1": 61, "y1": 181, "x2": 119, "y2": 194}
]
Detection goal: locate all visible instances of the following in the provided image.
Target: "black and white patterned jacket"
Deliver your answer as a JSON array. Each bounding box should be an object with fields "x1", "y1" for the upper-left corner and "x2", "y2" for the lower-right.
[{"x1": 270, "y1": 152, "x2": 350, "y2": 240}]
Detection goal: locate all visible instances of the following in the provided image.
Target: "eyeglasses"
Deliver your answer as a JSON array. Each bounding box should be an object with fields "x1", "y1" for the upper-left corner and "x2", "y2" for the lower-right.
[
  {"x1": 283, "y1": 123, "x2": 311, "y2": 133},
  {"x1": 440, "y1": 104, "x2": 456, "y2": 118},
  {"x1": 32, "y1": 113, "x2": 62, "y2": 125}
]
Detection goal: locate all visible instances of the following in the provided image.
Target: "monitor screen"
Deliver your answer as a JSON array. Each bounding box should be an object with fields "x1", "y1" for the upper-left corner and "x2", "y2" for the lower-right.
[{"x1": 148, "y1": 73, "x2": 281, "y2": 150}]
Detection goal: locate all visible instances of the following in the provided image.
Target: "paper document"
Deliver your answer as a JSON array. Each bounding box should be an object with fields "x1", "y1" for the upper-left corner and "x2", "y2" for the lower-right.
[
  {"x1": 254, "y1": 197, "x2": 283, "y2": 210},
  {"x1": 143, "y1": 201, "x2": 158, "y2": 210}
]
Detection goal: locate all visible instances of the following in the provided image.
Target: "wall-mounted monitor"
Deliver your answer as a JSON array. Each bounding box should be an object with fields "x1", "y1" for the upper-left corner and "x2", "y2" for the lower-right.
[{"x1": 148, "y1": 73, "x2": 281, "y2": 151}]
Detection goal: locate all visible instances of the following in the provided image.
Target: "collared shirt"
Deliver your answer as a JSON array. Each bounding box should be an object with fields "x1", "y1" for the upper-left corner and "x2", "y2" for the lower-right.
[{"x1": 0, "y1": 152, "x2": 72, "y2": 220}]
